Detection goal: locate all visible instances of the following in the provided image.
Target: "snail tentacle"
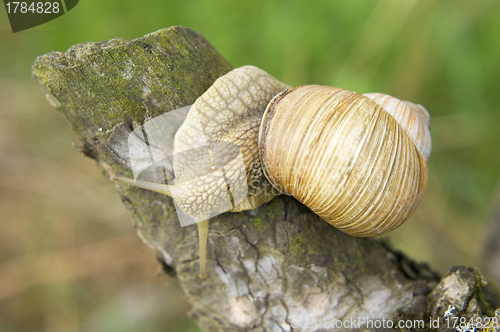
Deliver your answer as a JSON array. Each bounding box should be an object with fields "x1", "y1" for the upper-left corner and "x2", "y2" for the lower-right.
[
  {"x1": 197, "y1": 219, "x2": 209, "y2": 278},
  {"x1": 110, "y1": 174, "x2": 172, "y2": 196}
]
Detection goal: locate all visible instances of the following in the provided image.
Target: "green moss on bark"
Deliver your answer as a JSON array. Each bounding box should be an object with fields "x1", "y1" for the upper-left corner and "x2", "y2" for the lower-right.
[{"x1": 32, "y1": 26, "x2": 233, "y2": 140}]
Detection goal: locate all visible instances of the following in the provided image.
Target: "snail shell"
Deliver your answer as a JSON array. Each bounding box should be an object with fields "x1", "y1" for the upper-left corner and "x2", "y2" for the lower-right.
[
  {"x1": 111, "y1": 65, "x2": 431, "y2": 277},
  {"x1": 259, "y1": 85, "x2": 430, "y2": 236}
]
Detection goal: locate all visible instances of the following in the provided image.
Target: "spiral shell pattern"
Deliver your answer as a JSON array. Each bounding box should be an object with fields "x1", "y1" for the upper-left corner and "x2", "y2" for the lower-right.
[{"x1": 259, "y1": 85, "x2": 430, "y2": 237}]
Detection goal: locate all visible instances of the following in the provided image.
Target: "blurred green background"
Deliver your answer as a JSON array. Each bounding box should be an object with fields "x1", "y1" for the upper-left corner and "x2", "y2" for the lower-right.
[{"x1": 1, "y1": 0, "x2": 500, "y2": 331}]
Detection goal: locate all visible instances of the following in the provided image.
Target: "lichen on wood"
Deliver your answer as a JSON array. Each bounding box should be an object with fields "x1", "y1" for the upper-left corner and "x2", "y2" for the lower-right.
[{"x1": 32, "y1": 26, "x2": 498, "y2": 332}]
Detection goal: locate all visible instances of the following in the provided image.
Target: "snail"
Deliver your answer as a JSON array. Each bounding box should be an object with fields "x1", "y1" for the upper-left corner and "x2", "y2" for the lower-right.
[{"x1": 110, "y1": 65, "x2": 431, "y2": 278}]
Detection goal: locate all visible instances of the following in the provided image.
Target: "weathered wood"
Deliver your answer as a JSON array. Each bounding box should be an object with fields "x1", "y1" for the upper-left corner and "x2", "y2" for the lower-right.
[{"x1": 32, "y1": 26, "x2": 498, "y2": 332}]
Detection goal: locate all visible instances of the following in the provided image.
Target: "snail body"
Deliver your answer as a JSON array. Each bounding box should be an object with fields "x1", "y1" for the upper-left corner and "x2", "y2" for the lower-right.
[{"x1": 111, "y1": 66, "x2": 431, "y2": 277}]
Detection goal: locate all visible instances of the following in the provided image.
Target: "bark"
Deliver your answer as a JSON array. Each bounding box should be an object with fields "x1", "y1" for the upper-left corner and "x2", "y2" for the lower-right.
[{"x1": 32, "y1": 26, "x2": 499, "y2": 332}]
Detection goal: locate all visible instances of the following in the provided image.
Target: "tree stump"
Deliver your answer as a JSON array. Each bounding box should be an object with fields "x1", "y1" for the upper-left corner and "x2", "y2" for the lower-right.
[{"x1": 32, "y1": 26, "x2": 499, "y2": 332}]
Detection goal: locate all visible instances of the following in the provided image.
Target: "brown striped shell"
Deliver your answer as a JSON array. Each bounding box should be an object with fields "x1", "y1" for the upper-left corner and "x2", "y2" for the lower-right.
[{"x1": 258, "y1": 85, "x2": 430, "y2": 236}]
